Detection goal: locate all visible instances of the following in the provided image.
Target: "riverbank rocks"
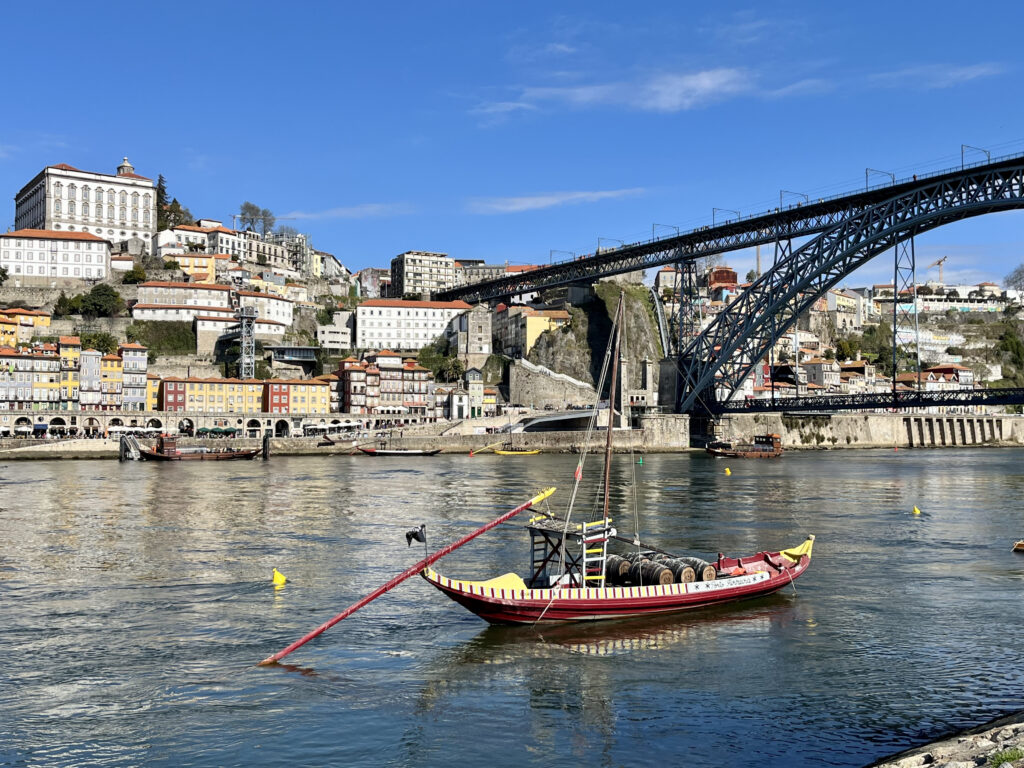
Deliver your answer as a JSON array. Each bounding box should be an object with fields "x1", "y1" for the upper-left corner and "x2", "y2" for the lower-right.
[{"x1": 870, "y1": 713, "x2": 1024, "y2": 767}]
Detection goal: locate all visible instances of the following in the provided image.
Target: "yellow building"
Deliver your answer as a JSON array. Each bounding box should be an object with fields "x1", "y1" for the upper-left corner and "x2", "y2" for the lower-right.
[
  {"x1": 161, "y1": 378, "x2": 266, "y2": 413},
  {"x1": 522, "y1": 309, "x2": 570, "y2": 355},
  {"x1": 262, "y1": 379, "x2": 331, "y2": 414},
  {"x1": 0, "y1": 307, "x2": 51, "y2": 341},
  {"x1": 146, "y1": 373, "x2": 161, "y2": 411},
  {"x1": 58, "y1": 336, "x2": 81, "y2": 410},
  {"x1": 165, "y1": 253, "x2": 232, "y2": 284},
  {"x1": 100, "y1": 354, "x2": 123, "y2": 410},
  {"x1": 0, "y1": 346, "x2": 61, "y2": 410}
]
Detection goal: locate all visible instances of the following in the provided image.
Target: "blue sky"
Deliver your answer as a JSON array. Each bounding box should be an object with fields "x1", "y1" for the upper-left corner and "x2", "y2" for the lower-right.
[{"x1": 2, "y1": 1, "x2": 1023, "y2": 286}]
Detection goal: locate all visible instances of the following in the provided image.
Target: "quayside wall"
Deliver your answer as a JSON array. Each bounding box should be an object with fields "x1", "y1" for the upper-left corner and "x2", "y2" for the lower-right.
[{"x1": 720, "y1": 412, "x2": 1024, "y2": 449}]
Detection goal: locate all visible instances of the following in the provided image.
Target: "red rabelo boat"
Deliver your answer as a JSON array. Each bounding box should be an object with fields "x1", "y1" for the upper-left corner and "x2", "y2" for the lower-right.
[{"x1": 421, "y1": 292, "x2": 814, "y2": 625}]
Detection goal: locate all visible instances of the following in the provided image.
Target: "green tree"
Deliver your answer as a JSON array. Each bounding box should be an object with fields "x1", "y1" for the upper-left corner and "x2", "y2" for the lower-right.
[
  {"x1": 745, "y1": 269, "x2": 758, "y2": 283},
  {"x1": 0, "y1": 266, "x2": 7, "y2": 287},
  {"x1": 256, "y1": 254, "x2": 268, "y2": 266},
  {"x1": 439, "y1": 356, "x2": 465, "y2": 382},
  {"x1": 121, "y1": 265, "x2": 147, "y2": 284},
  {"x1": 53, "y1": 291, "x2": 76, "y2": 318},
  {"x1": 186, "y1": 241, "x2": 206, "y2": 253},
  {"x1": 164, "y1": 259, "x2": 181, "y2": 270},
  {"x1": 165, "y1": 198, "x2": 194, "y2": 228},
  {"x1": 155, "y1": 175, "x2": 169, "y2": 230},
  {"x1": 239, "y1": 202, "x2": 275, "y2": 235},
  {"x1": 80, "y1": 331, "x2": 118, "y2": 355},
  {"x1": 80, "y1": 284, "x2": 125, "y2": 318},
  {"x1": 316, "y1": 300, "x2": 336, "y2": 326},
  {"x1": 1006, "y1": 264, "x2": 1024, "y2": 292}
]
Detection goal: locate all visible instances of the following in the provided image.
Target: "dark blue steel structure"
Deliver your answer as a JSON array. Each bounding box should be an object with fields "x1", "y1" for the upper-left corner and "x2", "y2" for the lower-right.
[{"x1": 438, "y1": 152, "x2": 1024, "y2": 415}]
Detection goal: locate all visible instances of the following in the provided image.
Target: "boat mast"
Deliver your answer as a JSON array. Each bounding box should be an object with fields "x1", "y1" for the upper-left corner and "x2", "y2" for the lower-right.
[{"x1": 602, "y1": 294, "x2": 624, "y2": 521}]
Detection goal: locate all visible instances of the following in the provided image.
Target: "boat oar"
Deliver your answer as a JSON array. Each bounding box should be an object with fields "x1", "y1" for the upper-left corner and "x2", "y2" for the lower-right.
[
  {"x1": 257, "y1": 486, "x2": 557, "y2": 666},
  {"x1": 470, "y1": 440, "x2": 504, "y2": 457}
]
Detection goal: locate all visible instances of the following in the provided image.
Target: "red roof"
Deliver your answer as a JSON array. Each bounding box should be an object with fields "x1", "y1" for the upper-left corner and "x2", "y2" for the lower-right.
[
  {"x1": 236, "y1": 290, "x2": 292, "y2": 302},
  {"x1": 505, "y1": 264, "x2": 540, "y2": 273},
  {"x1": 361, "y1": 299, "x2": 471, "y2": 310},
  {"x1": 134, "y1": 304, "x2": 235, "y2": 312},
  {"x1": 59, "y1": 336, "x2": 81, "y2": 345},
  {"x1": 1, "y1": 228, "x2": 107, "y2": 243},
  {"x1": 118, "y1": 342, "x2": 147, "y2": 350},
  {"x1": 139, "y1": 281, "x2": 233, "y2": 292}
]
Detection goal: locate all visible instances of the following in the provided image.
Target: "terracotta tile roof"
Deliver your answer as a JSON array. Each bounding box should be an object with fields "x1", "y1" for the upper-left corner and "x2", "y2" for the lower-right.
[
  {"x1": 139, "y1": 280, "x2": 234, "y2": 291},
  {"x1": 236, "y1": 289, "x2": 293, "y2": 302},
  {"x1": 101, "y1": 354, "x2": 122, "y2": 361},
  {"x1": 174, "y1": 224, "x2": 238, "y2": 235},
  {"x1": 1, "y1": 228, "x2": 108, "y2": 243},
  {"x1": 505, "y1": 264, "x2": 540, "y2": 273},
  {"x1": 360, "y1": 299, "x2": 471, "y2": 310},
  {"x1": 118, "y1": 342, "x2": 147, "y2": 350},
  {"x1": 134, "y1": 304, "x2": 235, "y2": 313},
  {"x1": 59, "y1": 336, "x2": 81, "y2": 345},
  {"x1": 0, "y1": 307, "x2": 50, "y2": 316},
  {"x1": 50, "y1": 163, "x2": 82, "y2": 172}
]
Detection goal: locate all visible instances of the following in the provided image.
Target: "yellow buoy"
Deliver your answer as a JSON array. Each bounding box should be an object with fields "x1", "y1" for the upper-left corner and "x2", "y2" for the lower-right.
[
  {"x1": 912, "y1": 506, "x2": 921, "y2": 516},
  {"x1": 724, "y1": 467, "x2": 732, "y2": 476},
  {"x1": 272, "y1": 568, "x2": 288, "y2": 586}
]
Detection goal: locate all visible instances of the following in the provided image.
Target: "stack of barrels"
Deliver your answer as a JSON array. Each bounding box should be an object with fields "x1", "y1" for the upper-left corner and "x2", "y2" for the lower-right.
[{"x1": 604, "y1": 551, "x2": 717, "y2": 587}]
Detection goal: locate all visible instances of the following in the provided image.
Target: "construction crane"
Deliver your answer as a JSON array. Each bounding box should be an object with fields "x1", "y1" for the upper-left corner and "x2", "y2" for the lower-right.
[{"x1": 926, "y1": 256, "x2": 948, "y2": 284}]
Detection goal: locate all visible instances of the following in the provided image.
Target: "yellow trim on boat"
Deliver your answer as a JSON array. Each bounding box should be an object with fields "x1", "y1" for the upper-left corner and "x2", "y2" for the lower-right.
[
  {"x1": 779, "y1": 535, "x2": 815, "y2": 563},
  {"x1": 439, "y1": 571, "x2": 528, "y2": 591},
  {"x1": 529, "y1": 487, "x2": 557, "y2": 507},
  {"x1": 494, "y1": 449, "x2": 541, "y2": 455}
]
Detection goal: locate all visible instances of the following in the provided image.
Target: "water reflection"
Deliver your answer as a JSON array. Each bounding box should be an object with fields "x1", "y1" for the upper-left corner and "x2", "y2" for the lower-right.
[{"x1": 2, "y1": 450, "x2": 1023, "y2": 767}]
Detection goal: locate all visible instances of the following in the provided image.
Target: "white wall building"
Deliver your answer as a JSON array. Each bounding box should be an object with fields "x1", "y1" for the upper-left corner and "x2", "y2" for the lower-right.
[
  {"x1": 15, "y1": 158, "x2": 155, "y2": 245},
  {"x1": 0, "y1": 229, "x2": 111, "y2": 282},
  {"x1": 356, "y1": 299, "x2": 471, "y2": 351},
  {"x1": 390, "y1": 251, "x2": 458, "y2": 298},
  {"x1": 236, "y1": 290, "x2": 293, "y2": 326},
  {"x1": 317, "y1": 312, "x2": 353, "y2": 353}
]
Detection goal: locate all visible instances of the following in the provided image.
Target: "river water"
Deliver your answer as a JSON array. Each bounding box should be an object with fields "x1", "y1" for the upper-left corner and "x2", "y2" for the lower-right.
[{"x1": 2, "y1": 449, "x2": 1023, "y2": 767}]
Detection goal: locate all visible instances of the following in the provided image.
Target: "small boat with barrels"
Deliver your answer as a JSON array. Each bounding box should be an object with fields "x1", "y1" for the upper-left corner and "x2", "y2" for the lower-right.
[
  {"x1": 358, "y1": 446, "x2": 442, "y2": 456},
  {"x1": 423, "y1": 294, "x2": 812, "y2": 624},
  {"x1": 1014, "y1": 540, "x2": 1024, "y2": 553},
  {"x1": 138, "y1": 434, "x2": 261, "y2": 461},
  {"x1": 706, "y1": 433, "x2": 782, "y2": 459}
]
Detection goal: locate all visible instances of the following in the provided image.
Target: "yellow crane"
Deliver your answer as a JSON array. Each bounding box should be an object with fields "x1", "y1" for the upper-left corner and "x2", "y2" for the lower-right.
[{"x1": 926, "y1": 255, "x2": 948, "y2": 284}]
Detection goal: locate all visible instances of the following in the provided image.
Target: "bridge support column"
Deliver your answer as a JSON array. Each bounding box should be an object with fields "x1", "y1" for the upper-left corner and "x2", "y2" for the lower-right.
[{"x1": 892, "y1": 236, "x2": 921, "y2": 393}]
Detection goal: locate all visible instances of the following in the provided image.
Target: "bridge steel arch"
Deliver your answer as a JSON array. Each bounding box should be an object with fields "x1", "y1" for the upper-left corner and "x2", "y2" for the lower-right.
[
  {"x1": 437, "y1": 153, "x2": 1024, "y2": 304},
  {"x1": 678, "y1": 158, "x2": 1024, "y2": 414}
]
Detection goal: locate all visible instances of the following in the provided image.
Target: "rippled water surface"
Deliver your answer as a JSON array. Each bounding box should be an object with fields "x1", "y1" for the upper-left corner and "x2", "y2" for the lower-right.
[{"x1": 2, "y1": 449, "x2": 1024, "y2": 767}]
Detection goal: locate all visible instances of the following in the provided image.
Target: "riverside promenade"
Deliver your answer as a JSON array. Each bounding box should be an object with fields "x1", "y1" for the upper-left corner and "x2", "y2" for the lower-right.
[{"x1": 868, "y1": 712, "x2": 1024, "y2": 767}]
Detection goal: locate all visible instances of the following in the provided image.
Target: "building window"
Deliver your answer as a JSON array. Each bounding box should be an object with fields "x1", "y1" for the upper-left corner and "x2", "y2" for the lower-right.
[
  {"x1": 54, "y1": 201, "x2": 61, "y2": 214},
  {"x1": 120, "y1": 207, "x2": 127, "y2": 221}
]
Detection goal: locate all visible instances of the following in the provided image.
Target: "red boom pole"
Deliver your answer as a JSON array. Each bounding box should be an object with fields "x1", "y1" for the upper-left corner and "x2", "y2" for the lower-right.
[{"x1": 258, "y1": 487, "x2": 556, "y2": 666}]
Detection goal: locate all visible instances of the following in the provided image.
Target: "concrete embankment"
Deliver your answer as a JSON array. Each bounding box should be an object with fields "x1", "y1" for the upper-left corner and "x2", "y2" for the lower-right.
[
  {"x1": 0, "y1": 414, "x2": 692, "y2": 459},
  {"x1": 721, "y1": 412, "x2": 1024, "y2": 449},
  {"x1": 867, "y1": 711, "x2": 1024, "y2": 767}
]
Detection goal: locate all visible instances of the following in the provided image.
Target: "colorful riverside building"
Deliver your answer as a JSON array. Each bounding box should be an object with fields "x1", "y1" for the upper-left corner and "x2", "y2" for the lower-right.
[
  {"x1": 0, "y1": 307, "x2": 51, "y2": 342},
  {"x1": 263, "y1": 379, "x2": 330, "y2": 415},
  {"x1": 100, "y1": 354, "x2": 123, "y2": 409},
  {"x1": 58, "y1": 336, "x2": 81, "y2": 409},
  {"x1": 79, "y1": 349, "x2": 102, "y2": 409},
  {"x1": 146, "y1": 373, "x2": 160, "y2": 411},
  {"x1": 0, "y1": 345, "x2": 61, "y2": 410},
  {"x1": 118, "y1": 343, "x2": 148, "y2": 410},
  {"x1": 159, "y1": 378, "x2": 266, "y2": 413}
]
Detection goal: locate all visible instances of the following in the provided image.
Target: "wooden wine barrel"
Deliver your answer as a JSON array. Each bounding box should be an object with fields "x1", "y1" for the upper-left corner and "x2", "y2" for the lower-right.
[
  {"x1": 604, "y1": 554, "x2": 631, "y2": 584},
  {"x1": 627, "y1": 560, "x2": 673, "y2": 586},
  {"x1": 679, "y1": 557, "x2": 717, "y2": 581},
  {"x1": 622, "y1": 551, "x2": 649, "y2": 564},
  {"x1": 659, "y1": 558, "x2": 696, "y2": 583}
]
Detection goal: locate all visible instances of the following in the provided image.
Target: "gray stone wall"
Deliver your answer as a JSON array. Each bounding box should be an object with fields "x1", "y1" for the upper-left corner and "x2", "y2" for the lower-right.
[{"x1": 509, "y1": 360, "x2": 596, "y2": 408}]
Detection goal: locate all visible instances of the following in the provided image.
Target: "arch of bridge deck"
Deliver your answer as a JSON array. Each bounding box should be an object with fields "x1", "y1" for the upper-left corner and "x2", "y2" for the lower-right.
[{"x1": 677, "y1": 169, "x2": 1024, "y2": 413}]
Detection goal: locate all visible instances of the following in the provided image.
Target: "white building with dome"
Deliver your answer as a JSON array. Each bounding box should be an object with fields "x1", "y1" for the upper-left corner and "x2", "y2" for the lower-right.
[{"x1": 14, "y1": 157, "x2": 156, "y2": 246}]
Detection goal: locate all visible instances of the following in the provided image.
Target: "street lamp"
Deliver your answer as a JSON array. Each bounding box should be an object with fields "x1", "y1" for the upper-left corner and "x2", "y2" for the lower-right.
[
  {"x1": 961, "y1": 144, "x2": 991, "y2": 169},
  {"x1": 597, "y1": 237, "x2": 624, "y2": 254},
  {"x1": 779, "y1": 190, "x2": 809, "y2": 208},
  {"x1": 652, "y1": 223, "x2": 680, "y2": 239},
  {"x1": 712, "y1": 208, "x2": 740, "y2": 227},
  {"x1": 865, "y1": 168, "x2": 895, "y2": 190}
]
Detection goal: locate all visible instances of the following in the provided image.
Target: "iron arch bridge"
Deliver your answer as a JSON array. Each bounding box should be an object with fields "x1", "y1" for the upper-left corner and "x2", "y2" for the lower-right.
[
  {"x1": 678, "y1": 156, "x2": 1024, "y2": 414},
  {"x1": 436, "y1": 152, "x2": 1024, "y2": 305}
]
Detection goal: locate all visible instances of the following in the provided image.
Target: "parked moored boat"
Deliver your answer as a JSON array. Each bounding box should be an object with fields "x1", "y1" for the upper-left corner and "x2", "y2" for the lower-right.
[
  {"x1": 706, "y1": 433, "x2": 783, "y2": 458},
  {"x1": 138, "y1": 434, "x2": 261, "y2": 461}
]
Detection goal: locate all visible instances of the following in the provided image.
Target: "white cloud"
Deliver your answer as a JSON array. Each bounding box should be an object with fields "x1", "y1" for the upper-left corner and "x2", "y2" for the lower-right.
[
  {"x1": 870, "y1": 63, "x2": 1005, "y2": 90},
  {"x1": 763, "y1": 78, "x2": 833, "y2": 99},
  {"x1": 521, "y1": 68, "x2": 749, "y2": 112},
  {"x1": 283, "y1": 203, "x2": 414, "y2": 220},
  {"x1": 544, "y1": 43, "x2": 576, "y2": 55},
  {"x1": 470, "y1": 101, "x2": 538, "y2": 115},
  {"x1": 467, "y1": 187, "x2": 644, "y2": 214}
]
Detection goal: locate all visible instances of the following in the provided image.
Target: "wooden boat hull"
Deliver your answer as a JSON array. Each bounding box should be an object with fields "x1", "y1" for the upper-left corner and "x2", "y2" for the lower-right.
[
  {"x1": 423, "y1": 543, "x2": 812, "y2": 625},
  {"x1": 358, "y1": 448, "x2": 441, "y2": 456},
  {"x1": 705, "y1": 447, "x2": 782, "y2": 459},
  {"x1": 493, "y1": 449, "x2": 541, "y2": 455},
  {"x1": 1014, "y1": 540, "x2": 1024, "y2": 552},
  {"x1": 138, "y1": 447, "x2": 261, "y2": 461}
]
